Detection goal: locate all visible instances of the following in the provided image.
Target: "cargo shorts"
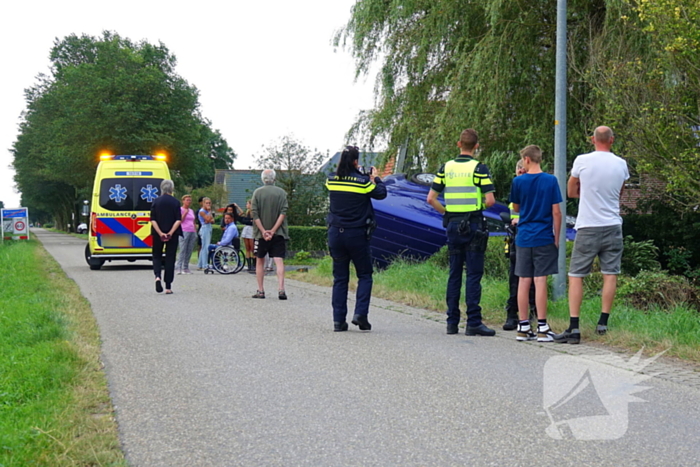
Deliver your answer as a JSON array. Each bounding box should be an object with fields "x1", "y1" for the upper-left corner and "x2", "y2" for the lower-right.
[{"x1": 568, "y1": 224, "x2": 623, "y2": 277}]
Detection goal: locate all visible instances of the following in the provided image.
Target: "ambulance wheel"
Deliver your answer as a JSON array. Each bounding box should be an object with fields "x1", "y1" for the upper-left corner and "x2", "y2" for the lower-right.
[{"x1": 85, "y1": 244, "x2": 104, "y2": 270}]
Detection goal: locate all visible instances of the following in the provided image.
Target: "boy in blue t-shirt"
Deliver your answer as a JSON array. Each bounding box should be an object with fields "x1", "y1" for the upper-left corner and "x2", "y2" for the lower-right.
[{"x1": 508, "y1": 145, "x2": 563, "y2": 342}]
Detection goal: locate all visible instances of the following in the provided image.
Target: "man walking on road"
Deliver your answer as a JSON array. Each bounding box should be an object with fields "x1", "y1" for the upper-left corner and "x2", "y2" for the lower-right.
[
  {"x1": 251, "y1": 169, "x2": 289, "y2": 300},
  {"x1": 555, "y1": 126, "x2": 630, "y2": 344},
  {"x1": 150, "y1": 179, "x2": 182, "y2": 295},
  {"x1": 427, "y1": 128, "x2": 497, "y2": 337}
]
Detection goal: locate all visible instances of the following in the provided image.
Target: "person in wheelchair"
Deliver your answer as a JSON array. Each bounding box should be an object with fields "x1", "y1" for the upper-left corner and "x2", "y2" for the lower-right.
[
  {"x1": 209, "y1": 212, "x2": 240, "y2": 258},
  {"x1": 205, "y1": 212, "x2": 244, "y2": 274}
]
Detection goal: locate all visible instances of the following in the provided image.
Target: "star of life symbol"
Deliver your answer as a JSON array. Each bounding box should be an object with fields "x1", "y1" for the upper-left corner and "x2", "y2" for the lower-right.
[
  {"x1": 542, "y1": 348, "x2": 667, "y2": 440},
  {"x1": 109, "y1": 184, "x2": 128, "y2": 203},
  {"x1": 140, "y1": 184, "x2": 158, "y2": 203}
]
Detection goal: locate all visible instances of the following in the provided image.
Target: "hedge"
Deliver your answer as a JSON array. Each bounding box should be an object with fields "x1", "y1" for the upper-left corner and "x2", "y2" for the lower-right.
[{"x1": 210, "y1": 225, "x2": 328, "y2": 252}]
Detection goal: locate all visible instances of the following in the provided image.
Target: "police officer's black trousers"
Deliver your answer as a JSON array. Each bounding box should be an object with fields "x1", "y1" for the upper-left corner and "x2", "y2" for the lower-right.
[{"x1": 328, "y1": 226, "x2": 374, "y2": 323}]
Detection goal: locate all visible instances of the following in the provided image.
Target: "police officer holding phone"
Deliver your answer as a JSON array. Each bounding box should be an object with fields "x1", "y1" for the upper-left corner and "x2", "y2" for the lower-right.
[
  {"x1": 326, "y1": 146, "x2": 387, "y2": 332},
  {"x1": 427, "y1": 129, "x2": 497, "y2": 336}
]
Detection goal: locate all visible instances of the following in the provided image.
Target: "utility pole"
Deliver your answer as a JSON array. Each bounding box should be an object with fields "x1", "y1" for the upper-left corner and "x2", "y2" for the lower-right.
[{"x1": 553, "y1": 0, "x2": 568, "y2": 300}]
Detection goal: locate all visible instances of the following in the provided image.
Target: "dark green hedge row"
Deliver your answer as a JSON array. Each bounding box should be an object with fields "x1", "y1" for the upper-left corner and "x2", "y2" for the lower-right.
[
  {"x1": 288, "y1": 226, "x2": 328, "y2": 251},
  {"x1": 209, "y1": 225, "x2": 328, "y2": 252}
]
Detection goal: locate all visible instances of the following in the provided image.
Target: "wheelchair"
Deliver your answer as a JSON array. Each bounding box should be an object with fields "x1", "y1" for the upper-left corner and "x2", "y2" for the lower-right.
[{"x1": 204, "y1": 245, "x2": 245, "y2": 275}]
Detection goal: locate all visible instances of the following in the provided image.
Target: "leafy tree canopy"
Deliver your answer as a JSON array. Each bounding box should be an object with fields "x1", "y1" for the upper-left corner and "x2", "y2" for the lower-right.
[
  {"x1": 254, "y1": 135, "x2": 328, "y2": 226},
  {"x1": 12, "y1": 31, "x2": 236, "y2": 227},
  {"x1": 337, "y1": 0, "x2": 700, "y2": 206}
]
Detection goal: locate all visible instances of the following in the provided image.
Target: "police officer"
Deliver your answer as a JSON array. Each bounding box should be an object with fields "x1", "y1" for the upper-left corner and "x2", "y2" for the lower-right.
[
  {"x1": 326, "y1": 146, "x2": 387, "y2": 332},
  {"x1": 427, "y1": 129, "x2": 497, "y2": 336}
]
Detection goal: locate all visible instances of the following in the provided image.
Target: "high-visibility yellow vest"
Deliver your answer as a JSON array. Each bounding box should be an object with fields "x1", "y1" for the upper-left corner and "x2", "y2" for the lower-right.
[
  {"x1": 508, "y1": 202, "x2": 519, "y2": 220},
  {"x1": 443, "y1": 159, "x2": 482, "y2": 213}
]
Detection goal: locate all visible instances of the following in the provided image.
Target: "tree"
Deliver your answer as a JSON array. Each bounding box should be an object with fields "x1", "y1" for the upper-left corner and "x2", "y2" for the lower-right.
[
  {"x1": 581, "y1": 0, "x2": 700, "y2": 207},
  {"x1": 12, "y1": 31, "x2": 236, "y2": 228},
  {"x1": 336, "y1": 0, "x2": 700, "y2": 205},
  {"x1": 254, "y1": 136, "x2": 328, "y2": 226},
  {"x1": 0, "y1": 201, "x2": 4, "y2": 210},
  {"x1": 335, "y1": 0, "x2": 615, "y2": 179}
]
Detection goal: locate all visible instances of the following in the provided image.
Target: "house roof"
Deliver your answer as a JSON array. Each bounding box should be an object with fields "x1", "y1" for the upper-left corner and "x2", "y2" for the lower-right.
[{"x1": 320, "y1": 152, "x2": 383, "y2": 175}]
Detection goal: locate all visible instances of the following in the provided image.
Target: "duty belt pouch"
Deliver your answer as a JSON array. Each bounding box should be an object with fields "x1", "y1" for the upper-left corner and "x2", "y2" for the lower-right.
[
  {"x1": 457, "y1": 217, "x2": 471, "y2": 236},
  {"x1": 470, "y1": 216, "x2": 489, "y2": 252},
  {"x1": 365, "y1": 218, "x2": 377, "y2": 240}
]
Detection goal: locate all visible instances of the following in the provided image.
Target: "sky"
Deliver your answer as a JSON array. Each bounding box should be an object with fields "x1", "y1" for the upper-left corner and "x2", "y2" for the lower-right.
[{"x1": 0, "y1": 0, "x2": 376, "y2": 208}]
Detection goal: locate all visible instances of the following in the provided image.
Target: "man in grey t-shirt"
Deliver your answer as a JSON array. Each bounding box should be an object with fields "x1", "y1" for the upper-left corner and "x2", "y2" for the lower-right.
[
  {"x1": 555, "y1": 126, "x2": 630, "y2": 344},
  {"x1": 251, "y1": 169, "x2": 289, "y2": 300}
]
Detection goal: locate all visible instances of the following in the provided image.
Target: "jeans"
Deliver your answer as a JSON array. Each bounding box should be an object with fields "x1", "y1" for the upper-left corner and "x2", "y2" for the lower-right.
[
  {"x1": 197, "y1": 224, "x2": 212, "y2": 269},
  {"x1": 153, "y1": 234, "x2": 179, "y2": 288},
  {"x1": 446, "y1": 221, "x2": 486, "y2": 327},
  {"x1": 328, "y1": 227, "x2": 374, "y2": 323},
  {"x1": 176, "y1": 231, "x2": 197, "y2": 271}
]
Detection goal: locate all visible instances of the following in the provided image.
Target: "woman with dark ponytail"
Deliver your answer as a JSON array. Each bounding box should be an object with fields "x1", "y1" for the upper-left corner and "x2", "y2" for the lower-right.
[{"x1": 325, "y1": 146, "x2": 387, "y2": 332}]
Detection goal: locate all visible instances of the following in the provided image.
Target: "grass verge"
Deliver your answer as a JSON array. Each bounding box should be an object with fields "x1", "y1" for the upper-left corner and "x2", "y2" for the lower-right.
[
  {"x1": 0, "y1": 238, "x2": 125, "y2": 466},
  {"x1": 289, "y1": 256, "x2": 700, "y2": 363}
]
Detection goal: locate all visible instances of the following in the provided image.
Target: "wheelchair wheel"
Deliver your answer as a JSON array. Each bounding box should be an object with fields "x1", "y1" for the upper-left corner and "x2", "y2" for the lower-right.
[{"x1": 212, "y1": 246, "x2": 241, "y2": 274}]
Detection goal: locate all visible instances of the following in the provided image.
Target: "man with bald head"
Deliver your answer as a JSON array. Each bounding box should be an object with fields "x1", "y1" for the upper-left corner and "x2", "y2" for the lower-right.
[{"x1": 554, "y1": 126, "x2": 630, "y2": 344}]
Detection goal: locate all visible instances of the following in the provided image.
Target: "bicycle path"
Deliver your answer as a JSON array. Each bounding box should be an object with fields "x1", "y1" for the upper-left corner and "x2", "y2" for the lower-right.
[{"x1": 35, "y1": 229, "x2": 700, "y2": 466}]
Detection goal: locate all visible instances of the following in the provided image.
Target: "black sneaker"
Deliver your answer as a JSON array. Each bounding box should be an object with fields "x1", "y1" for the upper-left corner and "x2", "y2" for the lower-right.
[
  {"x1": 502, "y1": 317, "x2": 518, "y2": 331},
  {"x1": 446, "y1": 323, "x2": 459, "y2": 334},
  {"x1": 334, "y1": 322, "x2": 348, "y2": 332},
  {"x1": 553, "y1": 328, "x2": 581, "y2": 344},
  {"x1": 351, "y1": 314, "x2": 372, "y2": 331},
  {"x1": 596, "y1": 324, "x2": 608, "y2": 335}
]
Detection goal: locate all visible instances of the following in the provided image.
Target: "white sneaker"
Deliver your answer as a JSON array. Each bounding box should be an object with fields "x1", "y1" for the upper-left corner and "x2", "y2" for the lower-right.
[
  {"x1": 537, "y1": 324, "x2": 556, "y2": 342},
  {"x1": 516, "y1": 324, "x2": 536, "y2": 341},
  {"x1": 177, "y1": 269, "x2": 183, "y2": 275}
]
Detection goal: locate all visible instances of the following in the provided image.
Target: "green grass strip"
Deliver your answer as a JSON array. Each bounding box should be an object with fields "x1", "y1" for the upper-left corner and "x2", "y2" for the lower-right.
[
  {"x1": 0, "y1": 239, "x2": 125, "y2": 466},
  {"x1": 294, "y1": 256, "x2": 700, "y2": 362}
]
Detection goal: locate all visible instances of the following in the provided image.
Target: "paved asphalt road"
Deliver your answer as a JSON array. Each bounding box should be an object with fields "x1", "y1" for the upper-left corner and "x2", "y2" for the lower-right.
[{"x1": 36, "y1": 229, "x2": 700, "y2": 467}]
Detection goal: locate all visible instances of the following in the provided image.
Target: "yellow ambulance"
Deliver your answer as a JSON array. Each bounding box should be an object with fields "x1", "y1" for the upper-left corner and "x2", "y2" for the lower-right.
[{"x1": 85, "y1": 154, "x2": 171, "y2": 270}]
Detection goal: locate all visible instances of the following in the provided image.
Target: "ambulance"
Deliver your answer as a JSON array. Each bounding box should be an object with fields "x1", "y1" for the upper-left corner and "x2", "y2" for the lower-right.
[{"x1": 85, "y1": 153, "x2": 170, "y2": 270}]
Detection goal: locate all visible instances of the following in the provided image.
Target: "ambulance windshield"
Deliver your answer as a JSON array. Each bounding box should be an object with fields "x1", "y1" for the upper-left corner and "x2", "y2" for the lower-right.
[{"x1": 99, "y1": 178, "x2": 164, "y2": 211}]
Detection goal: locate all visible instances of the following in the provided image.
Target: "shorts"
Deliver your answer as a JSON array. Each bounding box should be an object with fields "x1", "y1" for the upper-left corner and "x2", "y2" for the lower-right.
[
  {"x1": 241, "y1": 225, "x2": 254, "y2": 239},
  {"x1": 569, "y1": 224, "x2": 623, "y2": 277},
  {"x1": 254, "y1": 235, "x2": 287, "y2": 259},
  {"x1": 515, "y1": 243, "x2": 558, "y2": 278}
]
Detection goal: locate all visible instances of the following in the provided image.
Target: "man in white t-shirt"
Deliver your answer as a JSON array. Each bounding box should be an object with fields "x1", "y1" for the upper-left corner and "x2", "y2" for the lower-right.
[{"x1": 554, "y1": 126, "x2": 630, "y2": 344}]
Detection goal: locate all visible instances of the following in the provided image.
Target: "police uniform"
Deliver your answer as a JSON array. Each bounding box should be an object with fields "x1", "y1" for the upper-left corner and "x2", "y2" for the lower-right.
[
  {"x1": 431, "y1": 155, "x2": 494, "y2": 330},
  {"x1": 326, "y1": 169, "x2": 387, "y2": 329}
]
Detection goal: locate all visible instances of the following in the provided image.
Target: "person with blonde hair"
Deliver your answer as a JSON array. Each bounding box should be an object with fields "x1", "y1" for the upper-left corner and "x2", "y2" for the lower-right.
[
  {"x1": 508, "y1": 145, "x2": 563, "y2": 342},
  {"x1": 197, "y1": 197, "x2": 214, "y2": 270},
  {"x1": 176, "y1": 194, "x2": 197, "y2": 274},
  {"x1": 503, "y1": 159, "x2": 537, "y2": 330}
]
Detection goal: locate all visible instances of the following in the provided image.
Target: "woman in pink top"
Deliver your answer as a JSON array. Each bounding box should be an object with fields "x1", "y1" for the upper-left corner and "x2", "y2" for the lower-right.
[{"x1": 176, "y1": 194, "x2": 197, "y2": 274}]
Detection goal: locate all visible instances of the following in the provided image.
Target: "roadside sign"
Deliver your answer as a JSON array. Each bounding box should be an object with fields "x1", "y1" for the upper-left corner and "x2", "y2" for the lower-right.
[{"x1": 1, "y1": 207, "x2": 30, "y2": 241}]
